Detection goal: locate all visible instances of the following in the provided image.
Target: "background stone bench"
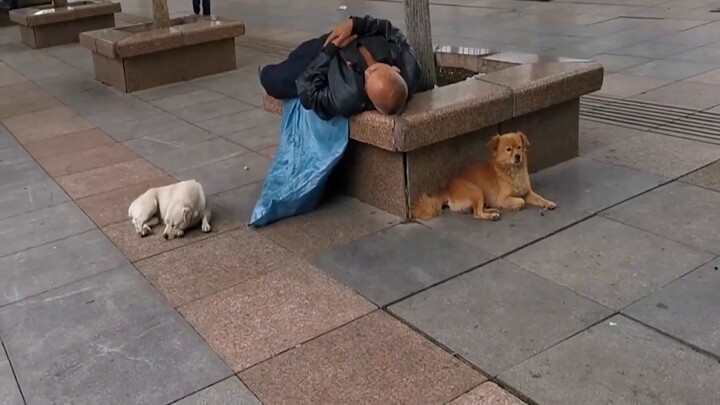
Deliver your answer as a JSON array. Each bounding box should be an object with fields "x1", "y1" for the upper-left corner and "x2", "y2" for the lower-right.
[
  {"x1": 9, "y1": 0, "x2": 120, "y2": 48},
  {"x1": 80, "y1": 15, "x2": 245, "y2": 92},
  {"x1": 263, "y1": 48, "x2": 604, "y2": 218}
]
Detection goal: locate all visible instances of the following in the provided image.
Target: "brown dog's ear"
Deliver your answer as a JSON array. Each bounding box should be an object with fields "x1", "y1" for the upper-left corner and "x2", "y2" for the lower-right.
[
  {"x1": 519, "y1": 132, "x2": 530, "y2": 148},
  {"x1": 487, "y1": 135, "x2": 500, "y2": 153}
]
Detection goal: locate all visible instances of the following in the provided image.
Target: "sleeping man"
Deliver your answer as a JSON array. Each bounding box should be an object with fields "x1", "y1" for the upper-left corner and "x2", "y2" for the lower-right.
[{"x1": 259, "y1": 15, "x2": 422, "y2": 120}]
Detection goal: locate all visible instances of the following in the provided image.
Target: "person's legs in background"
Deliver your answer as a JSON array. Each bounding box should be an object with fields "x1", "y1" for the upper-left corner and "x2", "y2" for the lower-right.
[
  {"x1": 260, "y1": 34, "x2": 329, "y2": 99},
  {"x1": 202, "y1": 0, "x2": 210, "y2": 15},
  {"x1": 192, "y1": 0, "x2": 200, "y2": 15}
]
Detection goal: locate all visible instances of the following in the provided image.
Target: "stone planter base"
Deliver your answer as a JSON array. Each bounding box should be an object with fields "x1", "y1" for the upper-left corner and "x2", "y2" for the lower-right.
[
  {"x1": 263, "y1": 47, "x2": 604, "y2": 218},
  {"x1": 9, "y1": 1, "x2": 120, "y2": 49},
  {"x1": 80, "y1": 16, "x2": 245, "y2": 93}
]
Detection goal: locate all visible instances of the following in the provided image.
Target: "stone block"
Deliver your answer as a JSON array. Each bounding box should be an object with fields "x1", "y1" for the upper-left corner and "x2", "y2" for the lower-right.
[
  {"x1": 10, "y1": 1, "x2": 121, "y2": 49},
  {"x1": 80, "y1": 16, "x2": 245, "y2": 92}
]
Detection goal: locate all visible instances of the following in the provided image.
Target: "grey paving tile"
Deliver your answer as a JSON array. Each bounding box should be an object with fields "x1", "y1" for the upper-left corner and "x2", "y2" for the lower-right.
[
  {"x1": 631, "y1": 81, "x2": 720, "y2": 109},
  {"x1": 210, "y1": 181, "x2": 263, "y2": 223},
  {"x1": 624, "y1": 258, "x2": 720, "y2": 358},
  {"x1": 422, "y1": 201, "x2": 588, "y2": 257},
  {"x1": 57, "y1": 86, "x2": 127, "y2": 117},
  {"x1": 501, "y1": 316, "x2": 720, "y2": 405},
  {"x1": 101, "y1": 112, "x2": 199, "y2": 142},
  {"x1": 0, "y1": 230, "x2": 128, "y2": 306},
  {"x1": 176, "y1": 153, "x2": 270, "y2": 195},
  {"x1": 579, "y1": 120, "x2": 647, "y2": 155},
  {"x1": 670, "y1": 46, "x2": 720, "y2": 65},
  {"x1": 391, "y1": 260, "x2": 611, "y2": 375},
  {"x1": 0, "y1": 143, "x2": 32, "y2": 167},
  {"x1": 0, "y1": 266, "x2": 232, "y2": 405},
  {"x1": 312, "y1": 223, "x2": 492, "y2": 306},
  {"x1": 145, "y1": 138, "x2": 248, "y2": 175},
  {"x1": 603, "y1": 182, "x2": 720, "y2": 254},
  {"x1": 197, "y1": 108, "x2": 278, "y2": 136},
  {"x1": 623, "y1": 59, "x2": 717, "y2": 81},
  {"x1": 0, "y1": 202, "x2": 95, "y2": 258},
  {"x1": 151, "y1": 89, "x2": 225, "y2": 111},
  {"x1": 0, "y1": 345, "x2": 23, "y2": 405},
  {"x1": 122, "y1": 126, "x2": 216, "y2": 158},
  {"x1": 508, "y1": 216, "x2": 713, "y2": 309},
  {"x1": 0, "y1": 178, "x2": 69, "y2": 221},
  {"x1": 597, "y1": 73, "x2": 671, "y2": 98},
  {"x1": 191, "y1": 71, "x2": 265, "y2": 106},
  {"x1": 530, "y1": 158, "x2": 666, "y2": 214},
  {"x1": 222, "y1": 121, "x2": 280, "y2": 151},
  {"x1": 610, "y1": 40, "x2": 699, "y2": 59},
  {"x1": 588, "y1": 132, "x2": 720, "y2": 179},
  {"x1": 171, "y1": 97, "x2": 256, "y2": 124},
  {"x1": 590, "y1": 54, "x2": 651, "y2": 73},
  {"x1": 0, "y1": 159, "x2": 48, "y2": 193},
  {"x1": 134, "y1": 81, "x2": 202, "y2": 102},
  {"x1": 174, "y1": 377, "x2": 261, "y2": 405},
  {"x1": 86, "y1": 99, "x2": 162, "y2": 127},
  {"x1": 682, "y1": 160, "x2": 720, "y2": 191}
]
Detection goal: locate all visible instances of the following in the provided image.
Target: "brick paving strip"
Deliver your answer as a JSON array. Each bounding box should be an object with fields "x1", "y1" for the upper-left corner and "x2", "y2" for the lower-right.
[{"x1": 0, "y1": 59, "x2": 517, "y2": 404}]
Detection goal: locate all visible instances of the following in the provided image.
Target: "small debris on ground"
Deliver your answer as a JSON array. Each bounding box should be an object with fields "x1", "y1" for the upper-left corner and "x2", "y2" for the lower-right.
[
  {"x1": 244, "y1": 166, "x2": 249, "y2": 170},
  {"x1": 338, "y1": 5, "x2": 347, "y2": 10}
]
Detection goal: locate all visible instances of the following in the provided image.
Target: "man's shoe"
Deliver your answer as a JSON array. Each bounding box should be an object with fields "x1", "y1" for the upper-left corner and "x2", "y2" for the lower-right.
[{"x1": 258, "y1": 65, "x2": 265, "y2": 79}]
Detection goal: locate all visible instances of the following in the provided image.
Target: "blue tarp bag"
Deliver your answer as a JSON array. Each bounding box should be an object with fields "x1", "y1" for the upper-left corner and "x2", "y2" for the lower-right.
[{"x1": 249, "y1": 98, "x2": 349, "y2": 227}]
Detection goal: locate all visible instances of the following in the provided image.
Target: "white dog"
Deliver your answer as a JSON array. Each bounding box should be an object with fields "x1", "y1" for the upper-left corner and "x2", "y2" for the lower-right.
[{"x1": 128, "y1": 179, "x2": 211, "y2": 240}]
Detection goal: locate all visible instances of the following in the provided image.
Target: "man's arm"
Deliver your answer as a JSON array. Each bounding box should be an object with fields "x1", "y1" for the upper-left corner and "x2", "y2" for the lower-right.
[{"x1": 296, "y1": 45, "x2": 338, "y2": 121}]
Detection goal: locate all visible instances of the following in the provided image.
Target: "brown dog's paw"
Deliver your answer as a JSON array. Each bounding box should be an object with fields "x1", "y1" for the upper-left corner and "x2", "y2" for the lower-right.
[
  {"x1": 490, "y1": 212, "x2": 501, "y2": 221},
  {"x1": 546, "y1": 201, "x2": 557, "y2": 210}
]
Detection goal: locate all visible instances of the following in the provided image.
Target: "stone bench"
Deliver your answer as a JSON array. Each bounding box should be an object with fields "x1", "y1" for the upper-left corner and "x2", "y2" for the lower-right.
[
  {"x1": 80, "y1": 15, "x2": 245, "y2": 92},
  {"x1": 9, "y1": 0, "x2": 120, "y2": 48},
  {"x1": 263, "y1": 47, "x2": 604, "y2": 218}
]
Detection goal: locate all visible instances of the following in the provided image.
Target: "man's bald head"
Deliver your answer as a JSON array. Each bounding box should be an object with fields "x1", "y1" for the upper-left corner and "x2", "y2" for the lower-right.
[{"x1": 364, "y1": 63, "x2": 408, "y2": 115}]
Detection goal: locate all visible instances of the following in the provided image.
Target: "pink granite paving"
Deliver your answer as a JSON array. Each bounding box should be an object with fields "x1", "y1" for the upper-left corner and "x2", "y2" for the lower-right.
[
  {"x1": 180, "y1": 262, "x2": 376, "y2": 372},
  {"x1": 240, "y1": 311, "x2": 484, "y2": 404},
  {"x1": 136, "y1": 228, "x2": 296, "y2": 307}
]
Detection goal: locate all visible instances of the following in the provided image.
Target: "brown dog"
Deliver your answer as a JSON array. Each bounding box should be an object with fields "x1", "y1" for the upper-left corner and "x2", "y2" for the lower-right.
[{"x1": 411, "y1": 131, "x2": 556, "y2": 221}]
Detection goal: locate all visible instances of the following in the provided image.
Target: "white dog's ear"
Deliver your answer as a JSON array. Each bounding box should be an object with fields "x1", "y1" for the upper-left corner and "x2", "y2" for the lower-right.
[{"x1": 182, "y1": 207, "x2": 192, "y2": 223}]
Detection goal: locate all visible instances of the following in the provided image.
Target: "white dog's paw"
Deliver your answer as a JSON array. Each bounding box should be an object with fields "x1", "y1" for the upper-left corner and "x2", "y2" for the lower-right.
[{"x1": 201, "y1": 222, "x2": 212, "y2": 233}]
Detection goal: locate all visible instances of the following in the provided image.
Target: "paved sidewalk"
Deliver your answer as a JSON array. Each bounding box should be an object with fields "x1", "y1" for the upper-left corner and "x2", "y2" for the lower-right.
[{"x1": 1, "y1": 1, "x2": 720, "y2": 404}]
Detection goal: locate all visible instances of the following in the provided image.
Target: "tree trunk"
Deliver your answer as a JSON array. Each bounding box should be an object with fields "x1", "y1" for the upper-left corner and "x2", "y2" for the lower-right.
[
  {"x1": 152, "y1": 0, "x2": 171, "y2": 29},
  {"x1": 404, "y1": 0, "x2": 436, "y2": 91},
  {"x1": 53, "y1": 0, "x2": 68, "y2": 7}
]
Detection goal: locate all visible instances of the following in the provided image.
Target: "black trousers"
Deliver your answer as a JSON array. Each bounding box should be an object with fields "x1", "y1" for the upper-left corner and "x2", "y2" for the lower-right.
[
  {"x1": 192, "y1": 0, "x2": 210, "y2": 15},
  {"x1": 260, "y1": 34, "x2": 328, "y2": 100}
]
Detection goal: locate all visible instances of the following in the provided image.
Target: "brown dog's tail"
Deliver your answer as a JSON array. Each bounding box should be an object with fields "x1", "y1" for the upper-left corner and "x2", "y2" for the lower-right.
[{"x1": 411, "y1": 192, "x2": 447, "y2": 220}]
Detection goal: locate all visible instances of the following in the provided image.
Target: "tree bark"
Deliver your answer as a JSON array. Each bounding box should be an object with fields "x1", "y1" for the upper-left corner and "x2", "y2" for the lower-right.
[
  {"x1": 53, "y1": 0, "x2": 68, "y2": 7},
  {"x1": 152, "y1": 0, "x2": 171, "y2": 29},
  {"x1": 404, "y1": 0, "x2": 436, "y2": 91}
]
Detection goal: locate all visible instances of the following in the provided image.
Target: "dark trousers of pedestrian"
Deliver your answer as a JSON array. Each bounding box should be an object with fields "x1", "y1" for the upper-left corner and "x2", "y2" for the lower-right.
[
  {"x1": 192, "y1": 0, "x2": 210, "y2": 15},
  {"x1": 260, "y1": 34, "x2": 329, "y2": 100}
]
